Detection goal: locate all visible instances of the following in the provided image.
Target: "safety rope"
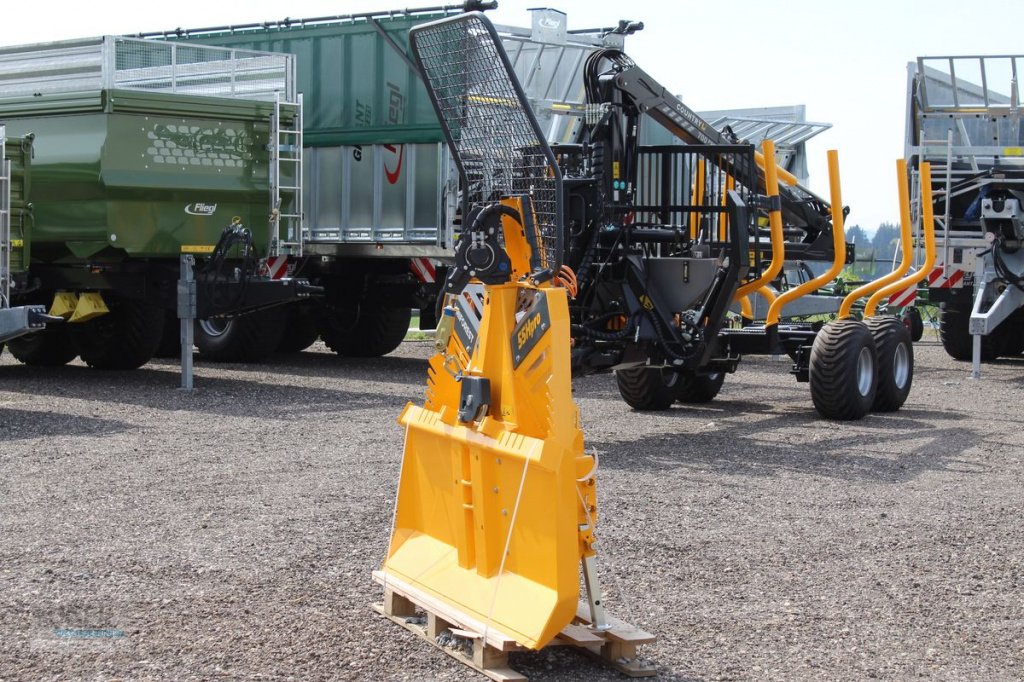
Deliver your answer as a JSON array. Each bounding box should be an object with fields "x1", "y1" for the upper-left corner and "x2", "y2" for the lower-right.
[{"x1": 482, "y1": 454, "x2": 531, "y2": 648}]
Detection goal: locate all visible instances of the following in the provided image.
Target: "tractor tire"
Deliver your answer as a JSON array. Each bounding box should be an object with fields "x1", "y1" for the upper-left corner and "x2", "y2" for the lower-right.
[
  {"x1": 71, "y1": 297, "x2": 164, "y2": 370},
  {"x1": 153, "y1": 309, "x2": 182, "y2": 359},
  {"x1": 195, "y1": 306, "x2": 287, "y2": 363},
  {"x1": 866, "y1": 317, "x2": 913, "y2": 412},
  {"x1": 276, "y1": 302, "x2": 319, "y2": 354},
  {"x1": 674, "y1": 370, "x2": 725, "y2": 404},
  {"x1": 320, "y1": 306, "x2": 411, "y2": 358},
  {"x1": 902, "y1": 306, "x2": 924, "y2": 343},
  {"x1": 615, "y1": 367, "x2": 678, "y2": 411},
  {"x1": 939, "y1": 304, "x2": 1001, "y2": 361},
  {"x1": 7, "y1": 326, "x2": 78, "y2": 366},
  {"x1": 809, "y1": 319, "x2": 878, "y2": 421}
]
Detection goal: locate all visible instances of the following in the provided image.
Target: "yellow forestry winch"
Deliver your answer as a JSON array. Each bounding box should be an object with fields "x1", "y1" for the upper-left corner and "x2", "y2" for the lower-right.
[{"x1": 381, "y1": 196, "x2": 609, "y2": 651}]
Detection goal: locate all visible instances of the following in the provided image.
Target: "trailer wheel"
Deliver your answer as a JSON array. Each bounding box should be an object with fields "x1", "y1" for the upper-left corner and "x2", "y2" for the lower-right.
[
  {"x1": 866, "y1": 317, "x2": 913, "y2": 412},
  {"x1": 276, "y1": 302, "x2": 319, "y2": 354},
  {"x1": 809, "y1": 319, "x2": 877, "y2": 420},
  {"x1": 195, "y1": 306, "x2": 287, "y2": 363},
  {"x1": 72, "y1": 298, "x2": 164, "y2": 370},
  {"x1": 320, "y1": 306, "x2": 411, "y2": 357},
  {"x1": 674, "y1": 370, "x2": 725, "y2": 404},
  {"x1": 992, "y1": 309, "x2": 1024, "y2": 356},
  {"x1": 7, "y1": 326, "x2": 78, "y2": 366},
  {"x1": 153, "y1": 309, "x2": 182, "y2": 359},
  {"x1": 939, "y1": 304, "x2": 1001, "y2": 361},
  {"x1": 902, "y1": 306, "x2": 924, "y2": 342},
  {"x1": 614, "y1": 367, "x2": 677, "y2": 411}
]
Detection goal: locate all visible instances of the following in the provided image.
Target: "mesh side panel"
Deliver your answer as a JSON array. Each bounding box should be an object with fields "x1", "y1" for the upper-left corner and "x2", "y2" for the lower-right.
[
  {"x1": 411, "y1": 14, "x2": 562, "y2": 271},
  {"x1": 0, "y1": 37, "x2": 291, "y2": 102},
  {"x1": 114, "y1": 39, "x2": 291, "y2": 101}
]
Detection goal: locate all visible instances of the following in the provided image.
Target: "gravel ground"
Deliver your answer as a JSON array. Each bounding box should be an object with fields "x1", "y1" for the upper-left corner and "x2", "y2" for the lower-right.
[{"x1": 1, "y1": 334, "x2": 1023, "y2": 681}]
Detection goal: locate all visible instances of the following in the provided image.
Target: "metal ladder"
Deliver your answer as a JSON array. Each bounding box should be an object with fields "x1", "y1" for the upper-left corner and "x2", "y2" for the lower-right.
[
  {"x1": 269, "y1": 93, "x2": 304, "y2": 257},
  {"x1": 0, "y1": 124, "x2": 10, "y2": 310}
]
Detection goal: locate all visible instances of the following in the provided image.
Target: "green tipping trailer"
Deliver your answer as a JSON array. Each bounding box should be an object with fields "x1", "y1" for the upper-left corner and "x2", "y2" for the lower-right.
[
  {"x1": 2, "y1": 92, "x2": 284, "y2": 260},
  {"x1": 0, "y1": 36, "x2": 316, "y2": 369}
]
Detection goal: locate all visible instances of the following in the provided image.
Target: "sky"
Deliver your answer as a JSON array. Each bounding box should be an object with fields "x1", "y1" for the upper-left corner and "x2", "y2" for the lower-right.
[{"x1": 3, "y1": 0, "x2": 1023, "y2": 233}]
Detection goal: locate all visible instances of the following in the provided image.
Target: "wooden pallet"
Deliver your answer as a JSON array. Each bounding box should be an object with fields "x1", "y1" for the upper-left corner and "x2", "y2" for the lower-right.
[{"x1": 372, "y1": 571, "x2": 656, "y2": 681}]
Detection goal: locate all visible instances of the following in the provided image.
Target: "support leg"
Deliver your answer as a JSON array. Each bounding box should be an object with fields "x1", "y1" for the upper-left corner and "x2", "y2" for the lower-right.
[
  {"x1": 178, "y1": 255, "x2": 195, "y2": 391},
  {"x1": 581, "y1": 554, "x2": 611, "y2": 631}
]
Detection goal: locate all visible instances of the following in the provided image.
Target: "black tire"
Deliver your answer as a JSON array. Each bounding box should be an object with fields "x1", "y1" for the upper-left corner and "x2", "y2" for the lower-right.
[
  {"x1": 615, "y1": 367, "x2": 677, "y2": 411},
  {"x1": 902, "y1": 306, "x2": 924, "y2": 343},
  {"x1": 7, "y1": 326, "x2": 78, "y2": 366},
  {"x1": 674, "y1": 370, "x2": 725, "y2": 404},
  {"x1": 71, "y1": 297, "x2": 164, "y2": 370},
  {"x1": 276, "y1": 302, "x2": 319, "y2": 354},
  {"x1": 809, "y1": 319, "x2": 878, "y2": 421},
  {"x1": 319, "y1": 306, "x2": 411, "y2": 358},
  {"x1": 866, "y1": 317, "x2": 913, "y2": 412},
  {"x1": 939, "y1": 304, "x2": 1000, "y2": 361},
  {"x1": 153, "y1": 309, "x2": 182, "y2": 359},
  {"x1": 993, "y1": 309, "x2": 1024, "y2": 356},
  {"x1": 195, "y1": 306, "x2": 287, "y2": 363}
]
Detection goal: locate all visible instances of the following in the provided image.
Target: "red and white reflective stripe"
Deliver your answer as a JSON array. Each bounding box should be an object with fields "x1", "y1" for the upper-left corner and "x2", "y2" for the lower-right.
[
  {"x1": 942, "y1": 269, "x2": 965, "y2": 289},
  {"x1": 925, "y1": 265, "x2": 965, "y2": 289},
  {"x1": 888, "y1": 285, "x2": 917, "y2": 308},
  {"x1": 265, "y1": 256, "x2": 289, "y2": 280},
  {"x1": 409, "y1": 257, "x2": 437, "y2": 284}
]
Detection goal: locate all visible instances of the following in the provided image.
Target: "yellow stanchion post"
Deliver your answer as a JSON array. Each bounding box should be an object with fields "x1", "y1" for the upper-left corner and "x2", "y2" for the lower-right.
[
  {"x1": 735, "y1": 140, "x2": 785, "y2": 303},
  {"x1": 766, "y1": 150, "x2": 847, "y2": 326},
  {"x1": 866, "y1": 163, "x2": 935, "y2": 315},
  {"x1": 838, "y1": 159, "x2": 914, "y2": 319}
]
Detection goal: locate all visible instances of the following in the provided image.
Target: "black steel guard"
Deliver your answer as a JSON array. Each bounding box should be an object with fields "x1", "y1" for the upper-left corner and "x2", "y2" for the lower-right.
[{"x1": 409, "y1": 12, "x2": 564, "y2": 275}]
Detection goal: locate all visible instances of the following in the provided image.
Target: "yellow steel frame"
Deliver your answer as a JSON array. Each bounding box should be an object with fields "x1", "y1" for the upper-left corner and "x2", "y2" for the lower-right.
[
  {"x1": 765, "y1": 150, "x2": 847, "y2": 327},
  {"x1": 838, "y1": 159, "x2": 914, "y2": 319}
]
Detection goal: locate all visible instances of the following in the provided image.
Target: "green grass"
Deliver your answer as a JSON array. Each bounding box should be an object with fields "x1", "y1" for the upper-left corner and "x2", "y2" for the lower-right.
[{"x1": 405, "y1": 313, "x2": 435, "y2": 342}]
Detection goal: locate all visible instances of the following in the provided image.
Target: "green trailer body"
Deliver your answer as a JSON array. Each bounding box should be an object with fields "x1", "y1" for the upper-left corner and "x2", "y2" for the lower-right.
[
  {"x1": 0, "y1": 91, "x2": 289, "y2": 262},
  {"x1": 0, "y1": 36, "x2": 300, "y2": 268},
  {"x1": 168, "y1": 13, "x2": 451, "y2": 147}
]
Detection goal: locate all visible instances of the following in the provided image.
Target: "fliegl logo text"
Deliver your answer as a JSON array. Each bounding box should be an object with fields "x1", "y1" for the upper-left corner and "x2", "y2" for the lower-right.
[
  {"x1": 185, "y1": 202, "x2": 218, "y2": 216},
  {"x1": 516, "y1": 312, "x2": 543, "y2": 350}
]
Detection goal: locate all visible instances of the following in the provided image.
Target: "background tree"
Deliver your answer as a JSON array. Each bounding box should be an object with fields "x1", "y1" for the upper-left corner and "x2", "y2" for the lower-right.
[
  {"x1": 845, "y1": 224, "x2": 871, "y2": 255},
  {"x1": 871, "y1": 222, "x2": 900, "y2": 261}
]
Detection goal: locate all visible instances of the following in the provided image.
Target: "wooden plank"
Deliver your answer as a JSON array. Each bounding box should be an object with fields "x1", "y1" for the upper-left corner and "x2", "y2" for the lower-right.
[
  {"x1": 384, "y1": 588, "x2": 416, "y2": 618},
  {"x1": 557, "y1": 623, "x2": 604, "y2": 647},
  {"x1": 371, "y1": 603, "x2": 527, "y2": 682},
  {"x1": 571, "y1": 603, "x2": 658, "y2": 678},
  {"x1": 373, "y1": 571, "x2": 520, "y2": 652},
  {"x1": 374, "y1": 577, "x2": 657, "y2": 680},
  {"x1": 574, "y1": 603, "x2": 657, "y2": 644},
  {"x1": 427, "y1": 612, "x2": 454, "y2": 640},
  {"x1": 473, "y1": 638, "x2": 512, "y2": 671}
]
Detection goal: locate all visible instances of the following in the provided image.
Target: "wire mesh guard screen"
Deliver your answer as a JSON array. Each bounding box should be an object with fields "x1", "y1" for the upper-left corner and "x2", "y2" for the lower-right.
[
  {"x1": 633, "y1": 145, "x2": 758, "y2": 272},
  {"x1": 410, "y1": 14, "x2": 563, "y2": 272},
  {"x1": 113, "y1": 38, "x2": 293, "y2": 102}
]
